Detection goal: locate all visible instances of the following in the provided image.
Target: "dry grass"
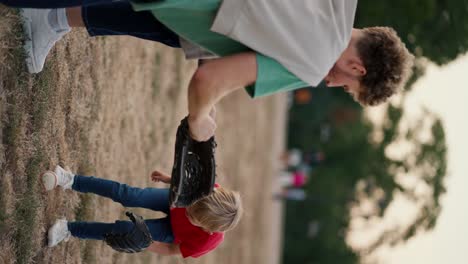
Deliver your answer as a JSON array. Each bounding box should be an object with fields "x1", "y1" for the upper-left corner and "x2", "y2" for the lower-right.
[{"x1": 0, "y1": 5, "x2": 287, "y2": 264}]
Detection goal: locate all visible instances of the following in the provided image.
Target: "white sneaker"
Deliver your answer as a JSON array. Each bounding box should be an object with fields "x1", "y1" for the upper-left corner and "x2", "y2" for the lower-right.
[
  {"x1": 41, "y1": 165, "x2": 75, "y2": 191},
  {"x1": 20, "y1": 9, "x2": 70, "y2": 74},
  {"x1": 48, "y1": 219, "x2": 71, "y2": 247}
]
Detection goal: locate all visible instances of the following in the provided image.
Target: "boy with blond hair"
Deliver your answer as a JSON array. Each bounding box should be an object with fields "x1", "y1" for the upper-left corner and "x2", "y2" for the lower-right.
[{"x1": 43, "y1": 166, "x2": 243, "y2": 258}]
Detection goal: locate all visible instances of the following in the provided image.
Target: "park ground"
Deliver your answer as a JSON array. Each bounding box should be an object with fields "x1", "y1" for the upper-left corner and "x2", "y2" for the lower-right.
[{"x1": 0, "y1": 7, "x2": 287, "y2": 264}]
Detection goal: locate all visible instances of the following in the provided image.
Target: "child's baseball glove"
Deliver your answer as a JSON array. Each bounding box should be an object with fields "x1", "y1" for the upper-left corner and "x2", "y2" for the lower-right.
[
  {"x1": 103, "y1": 212, "x2": 152, "y2": 253},
  {"x1": 169, "y1": 116, "x2": 217, "y2": 207}
]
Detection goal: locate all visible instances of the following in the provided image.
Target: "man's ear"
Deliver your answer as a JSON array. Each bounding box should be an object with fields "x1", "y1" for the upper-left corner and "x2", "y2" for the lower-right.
[
  {"x1": 351, "y1": 61, "x2": 367, "y2": 76},
  {"x1": 351, "y1": 62, "x2": 366, "y2": 76}
]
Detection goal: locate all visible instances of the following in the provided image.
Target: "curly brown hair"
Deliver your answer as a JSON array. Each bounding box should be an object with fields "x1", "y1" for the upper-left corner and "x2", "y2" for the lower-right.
[{"x1": 356, "y1": 27, "x2": 414, "y2": 106}]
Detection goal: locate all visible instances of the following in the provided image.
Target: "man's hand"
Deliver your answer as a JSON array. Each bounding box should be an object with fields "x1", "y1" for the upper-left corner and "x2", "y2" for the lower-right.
[
  {"x1": 151, "y1": 170, "x2": 171, "y2": 184},
  {"x1": 188, "y1": 114, "x2": 216, "y2": 142}
]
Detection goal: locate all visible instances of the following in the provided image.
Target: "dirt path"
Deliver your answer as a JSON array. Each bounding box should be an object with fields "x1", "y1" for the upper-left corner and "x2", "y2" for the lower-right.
[{"x1": 0, "y1": 7, "x2": 286, "y2": 264}]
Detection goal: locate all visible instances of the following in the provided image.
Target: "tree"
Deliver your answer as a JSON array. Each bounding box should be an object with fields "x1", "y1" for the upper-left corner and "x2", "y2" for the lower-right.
[
  {"x1": 356, "y1": 0, "x2": 468, "y2": 64},
  {"x1": 349, "y1": 103, "x2": 447, "y2": 255},
  {"x1": 283, "y1": 90, "x2": 447, "y2": 263}
]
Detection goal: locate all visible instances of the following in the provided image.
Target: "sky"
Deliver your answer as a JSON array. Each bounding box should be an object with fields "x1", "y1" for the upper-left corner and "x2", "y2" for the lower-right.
[{"x1": 360, "y1": 53, "x2": 468, "y2": 264}]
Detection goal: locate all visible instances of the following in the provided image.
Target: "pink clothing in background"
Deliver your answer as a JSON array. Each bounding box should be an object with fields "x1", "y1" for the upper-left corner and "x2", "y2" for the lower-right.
[{"x1": 293, "y1": 171, "x2": 307, "y2": 187}]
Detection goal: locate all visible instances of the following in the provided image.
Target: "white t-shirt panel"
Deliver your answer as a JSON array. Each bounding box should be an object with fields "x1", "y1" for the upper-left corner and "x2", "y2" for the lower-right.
[{"x1": 211, "y1": 0, "x2": 358, "y2": 86}]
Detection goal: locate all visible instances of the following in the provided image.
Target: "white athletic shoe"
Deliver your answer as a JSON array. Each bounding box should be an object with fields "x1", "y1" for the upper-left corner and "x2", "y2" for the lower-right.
[
  {"x1": 48, "y1": 219, "x2": 71, "y2": 247},
  {"x1": 41, "y1": 165, "x2": 75, "y2": 191},
  {"x1": 20, "y1": 9, "x2": 70, "y2": 73}
]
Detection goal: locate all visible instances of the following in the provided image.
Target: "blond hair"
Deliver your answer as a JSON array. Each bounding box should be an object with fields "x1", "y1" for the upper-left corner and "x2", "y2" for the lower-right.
[
  {"x1": 186, "y1": 187, "x2": 243, "y2": 233},
  {"x1": 356, "y1": 27, "x2": 415, "y2": 106}
]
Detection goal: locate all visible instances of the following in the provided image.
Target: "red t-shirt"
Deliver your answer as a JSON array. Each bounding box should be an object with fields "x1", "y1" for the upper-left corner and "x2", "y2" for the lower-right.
[{"x1": 170, "y1": 207, "x2": 224, "y2": 258}]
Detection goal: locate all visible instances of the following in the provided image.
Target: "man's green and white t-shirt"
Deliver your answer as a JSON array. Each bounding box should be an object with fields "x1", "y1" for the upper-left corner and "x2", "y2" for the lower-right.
[{"x1": 131, "y1": 0, "x2": 357, "y2": 98}]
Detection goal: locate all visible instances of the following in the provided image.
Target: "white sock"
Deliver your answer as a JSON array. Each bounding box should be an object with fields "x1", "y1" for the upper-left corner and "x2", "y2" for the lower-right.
[{"x1": 48, "y1": 8, "x2": 70, "y2": 33}]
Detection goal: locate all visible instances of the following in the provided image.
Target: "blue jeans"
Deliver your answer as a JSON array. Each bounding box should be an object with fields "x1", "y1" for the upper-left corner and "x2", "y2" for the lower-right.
[
  {"x1": 0, "y1": 0, "x2": 181, "y2": 47},
  {"x1": 68, "y1": 175, "x2": 174, "y2": 243},
  {"x1": 1, "y1": 0, "x2": 111, "y2": 8}
]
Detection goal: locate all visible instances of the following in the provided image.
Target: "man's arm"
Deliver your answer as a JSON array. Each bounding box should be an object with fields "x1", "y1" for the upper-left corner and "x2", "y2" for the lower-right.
[
  {"x1": 146, "y1": 241, "x2": 180, "y2": 255},
  {"x1": 188, "y1": 52, "x2": 257, "y2": 141}
]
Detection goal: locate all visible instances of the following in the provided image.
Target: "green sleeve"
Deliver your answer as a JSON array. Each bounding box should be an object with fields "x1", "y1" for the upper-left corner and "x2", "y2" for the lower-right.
[{"x1": 246, "y1": 53, "x2": 308, "y2": 98}]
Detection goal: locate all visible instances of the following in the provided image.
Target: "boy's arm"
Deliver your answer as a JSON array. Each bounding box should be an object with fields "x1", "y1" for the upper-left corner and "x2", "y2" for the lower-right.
[
  {"x1": 146, "y1": 241, "x2": 180, "y2": 255},
  {"x1": 151, "y1": 170, "x2": 171, "y2": 184}
]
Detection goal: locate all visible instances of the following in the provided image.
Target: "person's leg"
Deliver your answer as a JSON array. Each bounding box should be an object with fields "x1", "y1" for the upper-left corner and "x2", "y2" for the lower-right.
[
  {"x1": 68, "y1": 218, "x2": 174, "y2": 242},
  {"x1": 21, "y1": 7, "x2": 72, "y2": 73},
  {"x1": 21, "y1": 1, "x2": 180, "y2": 73},
  {"x1": 49, "y1": 217, "x2": 173, "y2": 246},
  {"x1": 82, "y1": 1, "x2": 181, "y2": 46},
  {"x1": 25, "y1": 2, "x2": 181, "y2": 45},
  {"x1": 72, "y1": 175, "x2": 170, "y2": 214}
]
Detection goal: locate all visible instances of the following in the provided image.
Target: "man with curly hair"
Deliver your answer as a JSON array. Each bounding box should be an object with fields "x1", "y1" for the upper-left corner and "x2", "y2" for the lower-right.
[
  {"x1": 325, "y1": 27, "x2": 414, "y2": 106},
  {"x1": 1, "y1": 0, "x2": 414, "y2": 140}
]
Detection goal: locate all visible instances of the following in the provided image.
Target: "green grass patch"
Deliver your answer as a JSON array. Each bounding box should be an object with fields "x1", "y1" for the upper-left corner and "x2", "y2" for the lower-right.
[
  {"x1": 14, "y1": 151, "x2": 45, "y2": 264},
  {"x1": 30, "y1": 67, "x2": 55, "y2": 131},
  {"x1": 14, "y1": 195, "x2": 40, "y2": 264},
  {"x1": 1, "y1": 36, "x2": 30, "y2": 169},
  {"x1": 2, "y1": 95, "x2": 22, "y2": 166},
  {"x1": 12, "y1": 62, "x2": 56, "y2": 264},
  {"x1": 1, "y1": 19, "x2": 57, "y2": 262},
  {"x1": 0, "y1": 11, "x2": 40, "y2": 264},
  {"x1": 0, "y1": 178, "x2": 10, "y2": 234}
]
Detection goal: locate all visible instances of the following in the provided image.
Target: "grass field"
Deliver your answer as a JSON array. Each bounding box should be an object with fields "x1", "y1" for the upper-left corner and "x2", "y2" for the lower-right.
[{"x1": 0, "y1": 6, "x2": 287, "y2": 264}]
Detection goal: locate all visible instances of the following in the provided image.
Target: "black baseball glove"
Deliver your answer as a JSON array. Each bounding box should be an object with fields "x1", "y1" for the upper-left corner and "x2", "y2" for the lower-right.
[
  {"x1": 103, "y1": 212, "x2": 152, "y2": 253},
  {"x1": 169, "y1": 116, "x2": 217, "y2": 207}
]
